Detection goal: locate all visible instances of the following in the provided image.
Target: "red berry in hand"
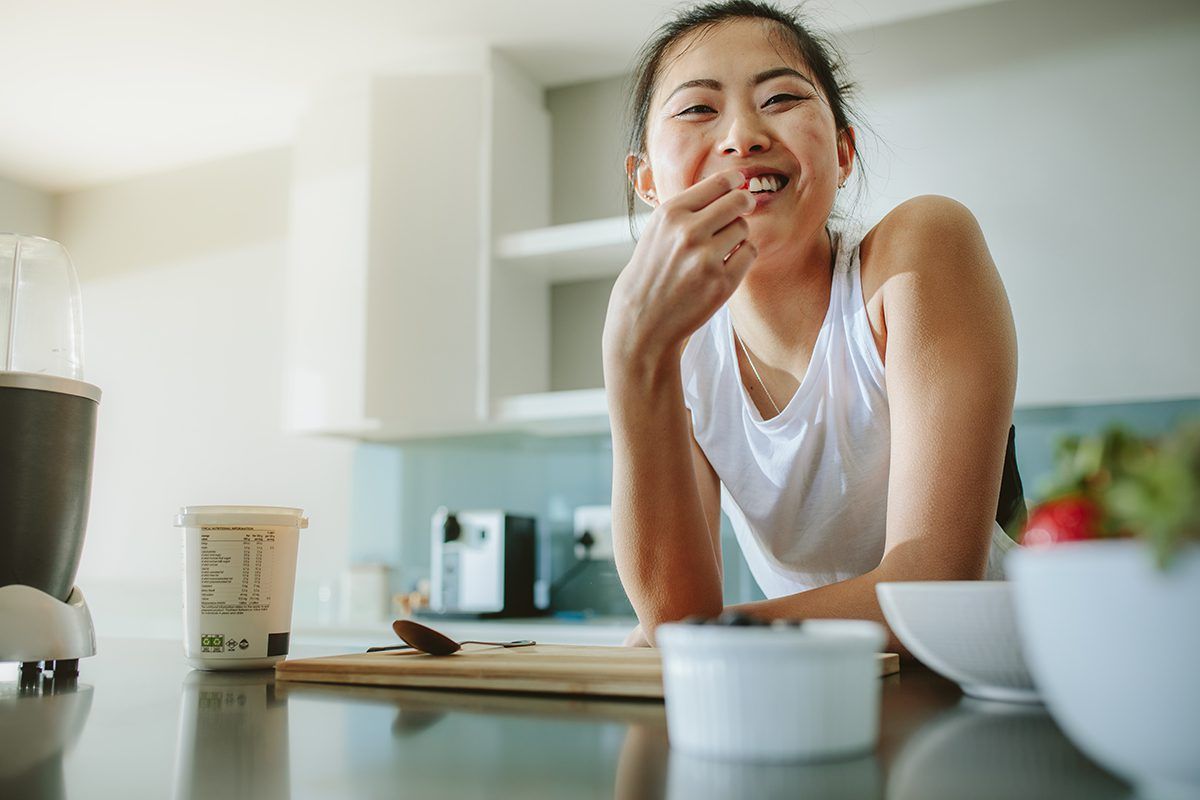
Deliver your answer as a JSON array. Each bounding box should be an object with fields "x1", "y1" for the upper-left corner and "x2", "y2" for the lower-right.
[{"x1": 1021, "y1": 496, "x2": 1102, "y2": 546}]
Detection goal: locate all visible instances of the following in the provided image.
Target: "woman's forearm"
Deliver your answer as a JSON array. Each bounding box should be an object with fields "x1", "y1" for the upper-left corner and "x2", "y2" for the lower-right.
[
  {"x1": 598, "y1": 169, "x2": 755, "y2": 642},
  {"x1": 725, "y1": 571, "x2": 890, "y2": 633},
  {"x1": 722, "y1": 548, "x2": 985, "y2": 656},
  {"x1": 623, "y1": 570, "x2": 903, "y2": 653},
  {"x1": 606, "y1": 351, "x2": 723, "y2": 641}
]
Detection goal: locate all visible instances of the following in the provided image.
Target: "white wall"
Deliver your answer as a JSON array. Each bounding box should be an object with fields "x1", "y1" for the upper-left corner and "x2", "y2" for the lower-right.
[
  {"x1": 0, "y1": 175, "x2": 54, "y2": 237},
  {"x1": 48, "y1": 149, "x2": 356, "y2": 637},
  {"x1": 543, "y1": 0, "x2": 1200, "y2": 405},
  {"x1": 845, "y1": 0, "x2": 1200, "y2": 405}
]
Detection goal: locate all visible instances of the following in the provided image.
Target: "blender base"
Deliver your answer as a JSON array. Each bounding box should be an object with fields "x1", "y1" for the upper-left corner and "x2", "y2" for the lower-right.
[{"x1": 0, "y1": 584, "x2": 97, "y2": 672}]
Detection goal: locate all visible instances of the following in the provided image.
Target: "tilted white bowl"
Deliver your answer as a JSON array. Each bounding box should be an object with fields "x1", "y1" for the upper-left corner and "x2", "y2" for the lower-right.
[
  {"x1": 1007, "y1": 541, "x2": 1200, "y2": 800},
  {"x1": 876, "y1": 582, "x2": 1038, "y2": 703}
]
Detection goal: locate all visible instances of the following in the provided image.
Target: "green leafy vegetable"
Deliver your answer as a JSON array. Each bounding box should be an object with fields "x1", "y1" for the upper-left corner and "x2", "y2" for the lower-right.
[{"x1": 1031, "y1": 418, "x2": 1200, "y2": 567}]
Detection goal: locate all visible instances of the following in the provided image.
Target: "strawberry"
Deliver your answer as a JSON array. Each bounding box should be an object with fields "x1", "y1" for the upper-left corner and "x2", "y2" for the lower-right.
[{"x1": 1021, "y1": 495, "x2": 1103, "y2": 547}]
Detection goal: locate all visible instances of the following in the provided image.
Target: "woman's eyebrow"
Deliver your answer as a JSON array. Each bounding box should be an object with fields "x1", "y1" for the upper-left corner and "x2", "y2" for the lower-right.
[
  {"x1": 663, "y1": 78, "x2": 721, "y2": 105},
  {"x1": 662, "y1": 68, "x2": 817, "y2": 106},
  {"x1": 752, "y1": 67, "x2": 817, "y2": 91}
]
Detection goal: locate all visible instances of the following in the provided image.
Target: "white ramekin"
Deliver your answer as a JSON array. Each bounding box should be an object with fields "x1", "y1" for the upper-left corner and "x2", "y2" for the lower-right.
[{"x1": 657, "y1": 619, "x2": 886, "y2": 761}]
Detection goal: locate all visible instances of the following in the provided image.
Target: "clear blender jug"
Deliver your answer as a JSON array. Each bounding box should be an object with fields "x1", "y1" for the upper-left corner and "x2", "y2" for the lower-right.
[{"x1": 0, "y1": 233, "x2": 101, "y2": 678}]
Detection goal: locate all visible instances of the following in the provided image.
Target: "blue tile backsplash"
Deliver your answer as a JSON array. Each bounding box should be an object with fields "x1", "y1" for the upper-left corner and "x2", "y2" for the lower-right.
[{"x1": 349, "y1": 397, "x2": 1200, "y2": 614}]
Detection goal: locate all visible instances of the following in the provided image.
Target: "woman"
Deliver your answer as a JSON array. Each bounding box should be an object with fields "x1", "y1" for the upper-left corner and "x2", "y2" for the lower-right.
[{"x1": 604, "y1": 1, "x2": 1025, "y2": 649}]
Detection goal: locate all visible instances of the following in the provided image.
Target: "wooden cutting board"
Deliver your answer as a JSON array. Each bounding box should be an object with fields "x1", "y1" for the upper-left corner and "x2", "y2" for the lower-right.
[{"x1": 275, "y1": 643, "x2": 900, "y2": 699}]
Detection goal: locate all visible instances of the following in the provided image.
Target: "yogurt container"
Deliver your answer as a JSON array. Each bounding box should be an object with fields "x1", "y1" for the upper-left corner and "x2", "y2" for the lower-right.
[
  {"x1": 657, "y1": 619, "x2": 886, "y2": 761},
  {"x1": 175, "y1": 505, "x2": 307, "y2": 670}
]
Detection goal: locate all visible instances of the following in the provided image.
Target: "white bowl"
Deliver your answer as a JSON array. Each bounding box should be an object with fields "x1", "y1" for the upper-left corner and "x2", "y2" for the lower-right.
[
  {"x1": 876, "y1": 582, "x2": 1038, "y2": 703},
  {"x1": 657, "y1": 619, "x2": 885, "y2": 762},
  {"x1": 1008, "y1": 541, "x2": 1200, "y2": 800}
]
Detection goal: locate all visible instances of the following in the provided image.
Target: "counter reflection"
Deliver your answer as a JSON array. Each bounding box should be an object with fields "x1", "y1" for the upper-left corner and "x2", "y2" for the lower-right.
[
  {"x1": 0, "y1": 672, "x2": 93, "y2": 800},
  {"x1": 283, "y1": 682, "x2": 658, "y2": 796},
  {"x1": 172, "y1": 669, "x2": 290, "y2": 800},
  {"x1": 887, "y1": 696, "x2": 1129, "y2": 800},
  {"x1": 615, "y1": 724, "x2": 882, "y2": 800}
]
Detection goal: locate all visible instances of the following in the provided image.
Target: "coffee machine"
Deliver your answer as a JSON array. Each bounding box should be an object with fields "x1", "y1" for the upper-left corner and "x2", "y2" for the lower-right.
[
  {"x1": 428, "y1": 508, "x2": 540, "y2": 618},
  {"x1": 0, "y1": 234, "x2": 100, "y2": 680}
]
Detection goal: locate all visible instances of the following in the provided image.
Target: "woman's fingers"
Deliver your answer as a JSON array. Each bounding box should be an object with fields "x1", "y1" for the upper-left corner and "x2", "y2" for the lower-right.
[
  {"x1": 723, "y1": 239, "x2": 757, "y2": 282},
  {"x1": 653, "y1": 169, "x2": 751, "y2": 241},
  {"x1": 609, "y1": 167, "x2": 756, "y2": 352},
  {"x1": 693, "y1": 187, "x2": 755, "y2": 237},
  {"x1": 711, "y1": 216, "x2": 750, "y2": 261},
  {"x1": 669, "y1": 168, "x2": 745, "y2": 212}
]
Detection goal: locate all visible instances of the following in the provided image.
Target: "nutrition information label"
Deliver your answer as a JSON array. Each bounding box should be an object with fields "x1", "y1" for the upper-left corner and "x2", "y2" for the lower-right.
[{"x1": 199, "y1": 528, "x2": 276, "y2": 615}]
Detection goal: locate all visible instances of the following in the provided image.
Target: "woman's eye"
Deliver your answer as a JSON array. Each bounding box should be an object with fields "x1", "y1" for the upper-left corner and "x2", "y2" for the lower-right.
[
  {"x1": 676, "y1": 104, "x2": 716, "y2": 116},
  {"x1": 764, "y1": 93, "x2": 804, "y2": 107}
]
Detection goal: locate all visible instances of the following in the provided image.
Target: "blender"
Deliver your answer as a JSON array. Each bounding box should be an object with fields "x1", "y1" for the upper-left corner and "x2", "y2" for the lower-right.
[{"x1": 0, "y1": 233, "x2": 100, "y2": 680}]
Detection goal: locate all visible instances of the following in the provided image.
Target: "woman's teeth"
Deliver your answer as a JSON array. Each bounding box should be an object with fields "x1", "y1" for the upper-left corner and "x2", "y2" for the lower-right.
[{"x1": 747, "y1": 175, "x2": 785, "y2": 193}]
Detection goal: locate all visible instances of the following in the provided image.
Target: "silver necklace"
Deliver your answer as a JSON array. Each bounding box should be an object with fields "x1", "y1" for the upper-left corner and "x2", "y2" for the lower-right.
[
  {"x1": 733, "y1": 324, "x2": 782, "y2": 416},
  {"x1": 732, "y1": 227, "x2": 837, "y2": 419}
]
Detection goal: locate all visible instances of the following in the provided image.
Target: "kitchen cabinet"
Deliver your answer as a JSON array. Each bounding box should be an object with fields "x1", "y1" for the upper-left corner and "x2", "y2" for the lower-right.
[
  {"x1": 284, "y1": 51, "x2": 643, "y2": 440},
  {"x1": 284, "y1": 51, "x2": 550, "y2": 440}
]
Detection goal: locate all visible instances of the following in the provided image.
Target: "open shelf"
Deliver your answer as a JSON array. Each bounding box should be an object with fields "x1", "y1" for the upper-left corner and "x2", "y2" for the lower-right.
[
  {"x1": 494, "y1": 215, "x2": 648, "y2": 283},
  {"x1": 493, "y1": 387, "x2": 609, "y2": 435},
  {"x1": 490, "y1": 217, "x2": 638, "y2": 431}
]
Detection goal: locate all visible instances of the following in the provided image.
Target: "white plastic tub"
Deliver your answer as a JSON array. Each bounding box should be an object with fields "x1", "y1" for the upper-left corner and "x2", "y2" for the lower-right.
[
  {"x1": 175, "y1": 505, "x2": 307, "y2": 670},
  {"x1": 657, "y1": 619, "x2": 886, "y2": 762}
]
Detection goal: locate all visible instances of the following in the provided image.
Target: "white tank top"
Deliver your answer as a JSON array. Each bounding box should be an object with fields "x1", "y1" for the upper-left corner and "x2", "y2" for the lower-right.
[{"x1": 680, "y1": 222, "x2": 1016, "y2": 598}]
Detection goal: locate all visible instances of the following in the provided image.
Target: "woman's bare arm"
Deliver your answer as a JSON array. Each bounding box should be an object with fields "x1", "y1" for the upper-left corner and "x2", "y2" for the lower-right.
[
  {"x1": 622, "y1": 426, "x2": 722, "y2": 647},
  {"x1": 608, "y1": 359, "x2": 723, "y2": 645},
  {"x1": 605, "y1": 170, "x2": 754, "y2": 644}
]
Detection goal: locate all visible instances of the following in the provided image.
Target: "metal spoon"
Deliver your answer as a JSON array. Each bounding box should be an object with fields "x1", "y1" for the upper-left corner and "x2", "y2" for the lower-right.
[{"x1": 366, "y1": 619, "x2": 536, "y2": 656}]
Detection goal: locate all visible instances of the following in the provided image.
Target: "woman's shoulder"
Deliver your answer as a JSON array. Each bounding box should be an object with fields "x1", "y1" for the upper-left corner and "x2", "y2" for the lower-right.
[
  {"x1": 850, "y1": 196, "x2": 995, "y2": 365},
  {"x1": 858, "y1": 195, "x2": 990, "y2": 296}
]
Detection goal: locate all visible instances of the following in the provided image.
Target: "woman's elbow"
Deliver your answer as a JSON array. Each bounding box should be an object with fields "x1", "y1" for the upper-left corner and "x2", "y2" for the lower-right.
[
  {"x1": 636, "y1": 598, "x2": 724, "y2": 646},
  {"x1": 877, "y1": 542, "x2": 989, "y2": 583}
]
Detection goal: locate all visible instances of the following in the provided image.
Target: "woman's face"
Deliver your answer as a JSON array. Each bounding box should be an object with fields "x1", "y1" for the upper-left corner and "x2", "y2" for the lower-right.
[{"x1": 638, "y1": 18, "x2": 852, "y2": 255}]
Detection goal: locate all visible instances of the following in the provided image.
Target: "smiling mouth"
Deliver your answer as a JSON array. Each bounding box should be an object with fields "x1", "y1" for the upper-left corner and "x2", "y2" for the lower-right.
[{"x1": 745, "y1": 174, "x2": 790, "y2": 194}]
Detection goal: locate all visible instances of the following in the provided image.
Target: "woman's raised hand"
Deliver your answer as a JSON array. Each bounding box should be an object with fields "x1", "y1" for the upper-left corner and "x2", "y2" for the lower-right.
[{"x1": 603, "y1": 169, "x2": 756, "y2": 372}]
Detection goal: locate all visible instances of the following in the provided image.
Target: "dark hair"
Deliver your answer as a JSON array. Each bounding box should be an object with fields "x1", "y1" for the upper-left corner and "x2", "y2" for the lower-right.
[{"x1": 624, "y1": 0, "x2": 869, "y2": 228}]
